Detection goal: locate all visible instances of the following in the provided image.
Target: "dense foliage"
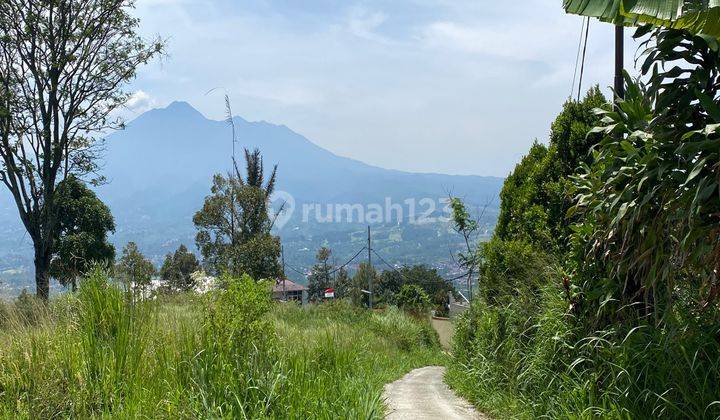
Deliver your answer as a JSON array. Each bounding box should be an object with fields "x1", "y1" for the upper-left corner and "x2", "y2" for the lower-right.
[
  {"x1": 495, "y1": 87, "x2": 605, "y2": 250},
  {"x1": 448, "y1": 26, "x2": 720, "y2": 419},
  {"x1": 376, "y1": 265, "x2": 455, "y2": 316},
  {"x1": 572, "y1": 27, "x2": 720, "y2": 323},
  {"x1": 160, "y1": 245, "x2": 200, "y2": 292},
  {"x1": 395, "y1": 284, "x2": 431, "y2": 316},
  {"x1": 49, "y1": 175, "x2": 116, "y2": 291}
]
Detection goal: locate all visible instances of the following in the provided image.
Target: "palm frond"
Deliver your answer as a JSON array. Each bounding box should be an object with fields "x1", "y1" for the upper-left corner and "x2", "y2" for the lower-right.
[
  {"x1": 265, "y1": 164, "x2": 278, "y2": 197},
  {"x1": 563, "y1": 0, "x2": 720, "y2": 39}
]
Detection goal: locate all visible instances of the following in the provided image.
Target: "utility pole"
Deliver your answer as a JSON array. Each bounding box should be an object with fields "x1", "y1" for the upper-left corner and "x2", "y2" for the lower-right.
[
  {"x1": 614, "y1": 25, "x2": 625, "y2": 100},
  {"x1": 323, "y1": 255, "x2": 329, "y2": 298},
  {"x1": 367, "y1": 225, "x2": 373, "y2": 310},
  {"x1": 281, "y1": 244, "x2": 287, "y2": 301}
]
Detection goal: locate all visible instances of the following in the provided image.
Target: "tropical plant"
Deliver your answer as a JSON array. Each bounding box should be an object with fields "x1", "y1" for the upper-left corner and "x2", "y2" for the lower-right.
[
  {"x1": 571, "y1": 26, "x2": 720, "y2": 322},
  {"x1": 194, "y1": 148, "x2": 282, "y2": 280},
  {"x1": 563, "y1": 0, "x2": 720, "y2": 39},
  {"x1": 447, "y1": 22, "x2": 720, "y2": 420}
]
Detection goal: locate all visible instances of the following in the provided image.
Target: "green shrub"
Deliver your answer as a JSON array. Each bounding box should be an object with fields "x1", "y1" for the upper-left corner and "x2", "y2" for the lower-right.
[
  {"x1": 479, "y1": 238, "x2": 556, "y2": 307},
  {"x1": 396, "y1": 284, "x2": 431, "y2": 316},
  {"x1": 204, "y1": 274, "x2": 274, "y2": 354},
  {"x1": 448, "y1": 286, "x2": 720, "y2": 419}
]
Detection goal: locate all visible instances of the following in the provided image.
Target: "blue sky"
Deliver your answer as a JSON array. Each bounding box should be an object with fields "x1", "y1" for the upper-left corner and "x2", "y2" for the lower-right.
[{"x1": 127, "y1": 0, "x2": 640, "y2": 177}]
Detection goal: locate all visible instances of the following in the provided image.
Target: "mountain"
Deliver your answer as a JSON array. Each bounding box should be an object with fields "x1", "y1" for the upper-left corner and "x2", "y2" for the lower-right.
[{"x1": 0, "y1": 101, "x2": 504, "y2": 296}]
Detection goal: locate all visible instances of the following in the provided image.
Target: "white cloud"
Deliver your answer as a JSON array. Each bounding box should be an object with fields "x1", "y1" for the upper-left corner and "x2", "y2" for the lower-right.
[
  {"x1": 125, "y1": 90, "x2": 157, "y2": 114},
  {"x1": 345, "y1": 7, "x2": 388, "y2": 40},
  {"x1": 233, "y1": 79, "x2": 324, "y2": 107},
  {"x1": 421, "y1": 19, "x2": 575, "y2": 62}
]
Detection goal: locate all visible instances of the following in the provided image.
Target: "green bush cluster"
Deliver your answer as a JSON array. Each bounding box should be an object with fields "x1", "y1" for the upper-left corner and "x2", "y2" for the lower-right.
[{"x1": 395, "y1": 284, "x2": 431, "y2": 317}]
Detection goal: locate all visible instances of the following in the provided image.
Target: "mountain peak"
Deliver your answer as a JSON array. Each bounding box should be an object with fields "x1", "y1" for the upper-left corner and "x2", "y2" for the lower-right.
[{"x1": 164, "y1": 101, "x2": 203, "y2": 115}]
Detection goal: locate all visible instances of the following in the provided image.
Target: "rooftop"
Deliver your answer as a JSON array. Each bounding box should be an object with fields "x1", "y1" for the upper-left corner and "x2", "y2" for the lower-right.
[{"x1": 272, "y1": 279, "x2": 307, "y2": 293}]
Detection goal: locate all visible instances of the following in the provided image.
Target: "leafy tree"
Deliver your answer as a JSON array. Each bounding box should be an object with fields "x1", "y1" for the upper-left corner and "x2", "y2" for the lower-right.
[
  {"x1": 307, "y1": 247, "x2": 332, "y2": 301},
  {"x1": 194, "y1": 148, "x2": 282, "y2": 280},
  {"x1": 449, "y1": 197, "x2": 480, "y2": 299},
  {"x1": 49, "y1": 175, "x2": 115, "y2": 292},
  {"x1": 377, "y1": 265, "x2": 455, "y2": 314},
  {"x1": 0, "y1": 0, "x2": 163, "y2": 300},
  {"x1": 494, "y1": 87, "x2": 606, "y2": 250},
  {"x1": 332, "y1": 267, "x2": 352, "y2": 299},
  {"x1": 160, "y1": 245, "x2": 200, "y2": 292},
  {"x1": 115, "y1": 242, "x2": 156, "y2": 292}
]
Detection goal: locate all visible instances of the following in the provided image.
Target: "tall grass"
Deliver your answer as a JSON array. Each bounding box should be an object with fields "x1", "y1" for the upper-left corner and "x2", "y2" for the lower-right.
[
  {"x1": 0, "y1": 271, "x2": 442, "y2": 418},
  {"x1": 446, "y1": 286, "x2": 720, "y2": 419}
]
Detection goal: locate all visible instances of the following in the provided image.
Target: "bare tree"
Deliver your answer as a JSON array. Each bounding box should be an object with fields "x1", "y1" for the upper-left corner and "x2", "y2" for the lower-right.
[{"x1": 0, "y1": 0, "x2": 163, "y2": 299}]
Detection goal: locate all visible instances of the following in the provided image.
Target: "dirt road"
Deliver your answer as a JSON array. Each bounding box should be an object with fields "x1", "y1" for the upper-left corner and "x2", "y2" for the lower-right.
[{"x1": 383, "y1": 366, "x2": 487, "y2": 419}]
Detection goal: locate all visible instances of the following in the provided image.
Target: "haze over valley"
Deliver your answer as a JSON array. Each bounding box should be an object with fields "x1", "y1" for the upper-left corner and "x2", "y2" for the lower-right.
[{"x1": 0, "y1": 101, "x2": 502, "y2": 296}]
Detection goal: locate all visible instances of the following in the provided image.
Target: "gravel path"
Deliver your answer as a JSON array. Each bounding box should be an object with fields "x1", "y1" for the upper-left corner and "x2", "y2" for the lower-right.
[{"x1": 383, "y1": 366, "x2": 487, "y2": 419}]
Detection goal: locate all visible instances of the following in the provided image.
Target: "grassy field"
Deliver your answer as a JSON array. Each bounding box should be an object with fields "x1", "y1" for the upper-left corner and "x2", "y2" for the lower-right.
[{"x1": 0, "y1": 272, "x2": 443, "y2": 419}]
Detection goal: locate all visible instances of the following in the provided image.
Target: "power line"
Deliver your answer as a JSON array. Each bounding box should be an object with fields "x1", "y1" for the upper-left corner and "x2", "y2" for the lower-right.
[
  {"x1": 285, "y1": 263, "x2": 309, "y2": 277},
  {"x1": 283, "y1": 246, "x2": 367, "y2": 278},
  {"x1": 372, "y1": 249, "x2": 410, "y2": 282},
  {"x1": 446, "y1": 271, "x2": 473, "y2": 282},
  {"x1": 570, "y1": 16, "x2": 587, "y2": 100},
  {"x1": 577, "y1": 17, "x2": 591, "y2": 101},
  {"x1": 286, "y1": 244, "x2": 471, "y2": 286},
  {"x1": 373, "y1": 248, "x2": 470, "y2": 284},
  {"x1": 328, "y1": 246, "x2": 366, "y2": 275}
]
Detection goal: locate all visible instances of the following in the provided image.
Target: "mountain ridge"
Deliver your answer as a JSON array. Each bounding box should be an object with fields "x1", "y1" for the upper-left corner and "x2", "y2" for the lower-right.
[{"x1": 0, "y1": 101, "x2": 504, "y2": 296}]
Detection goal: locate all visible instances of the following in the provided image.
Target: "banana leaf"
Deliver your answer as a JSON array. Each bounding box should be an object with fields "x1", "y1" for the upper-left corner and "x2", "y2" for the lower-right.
[{"x1": 563, "y1": 0, "x2": 720, "y2": 39}]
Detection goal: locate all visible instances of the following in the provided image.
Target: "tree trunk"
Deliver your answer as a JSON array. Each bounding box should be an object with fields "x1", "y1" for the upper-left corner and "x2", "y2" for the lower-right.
[{"x1": 34, "y1": 245, "x2": 51, "y2": 301}]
